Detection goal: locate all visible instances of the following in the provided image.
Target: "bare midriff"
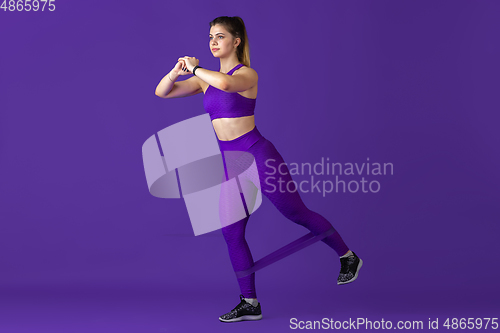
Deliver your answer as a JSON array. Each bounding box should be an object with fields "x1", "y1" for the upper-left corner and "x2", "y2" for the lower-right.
[{"x1": 211, "y1": 116, "x2": 256, "y2": 141}]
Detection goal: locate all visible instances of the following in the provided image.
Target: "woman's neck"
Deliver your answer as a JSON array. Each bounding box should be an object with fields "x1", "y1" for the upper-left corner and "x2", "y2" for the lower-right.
[{"x1": 219, "y1": 58, "x2": 241, "y2": 74}]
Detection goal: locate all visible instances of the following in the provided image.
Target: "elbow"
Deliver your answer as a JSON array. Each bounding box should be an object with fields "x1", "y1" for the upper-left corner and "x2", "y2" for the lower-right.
[
  {"x1": 219, "y1": 79, "x2": 230, "y2": 92},
  {"x1": 155, "y1": 89, "x2": 167, "y2": 98}
]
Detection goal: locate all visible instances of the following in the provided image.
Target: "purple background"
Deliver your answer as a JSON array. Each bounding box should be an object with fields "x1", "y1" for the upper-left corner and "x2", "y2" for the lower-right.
[{"x1": 1, "y1": 0, "x2": 499, "y2": 332}]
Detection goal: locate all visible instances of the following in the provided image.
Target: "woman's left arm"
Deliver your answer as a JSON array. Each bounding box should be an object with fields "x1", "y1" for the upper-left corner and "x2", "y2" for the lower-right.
[
  {"x1": 180, "y1": 56, "x2": 258, "y2": 93},
  {"x1": 220, "y1": 67, "x2": 258, "y2": 93}
]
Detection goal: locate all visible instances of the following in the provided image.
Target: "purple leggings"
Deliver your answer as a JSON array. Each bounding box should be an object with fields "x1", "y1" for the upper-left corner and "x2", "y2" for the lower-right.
[{"x1": 218, "y1": 125, "x2": 350, "y2": 299}]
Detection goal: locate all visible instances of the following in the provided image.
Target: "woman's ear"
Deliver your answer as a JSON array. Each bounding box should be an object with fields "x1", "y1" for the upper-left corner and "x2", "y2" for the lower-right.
[{"x1": 234, "y1": 37, "x2": 241, "y2": 48}]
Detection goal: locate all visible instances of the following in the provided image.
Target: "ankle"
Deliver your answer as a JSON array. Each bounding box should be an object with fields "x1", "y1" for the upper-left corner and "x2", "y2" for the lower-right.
[
  {"x1": 244, "y1": 297, "x2": 259, "y2": 307},
  {"x1": 340, "y1": 250, "x2": 354, "y2": 258}
]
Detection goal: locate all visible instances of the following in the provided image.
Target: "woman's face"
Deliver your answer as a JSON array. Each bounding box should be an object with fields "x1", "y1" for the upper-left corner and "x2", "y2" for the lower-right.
[{"x1": 209, "y1": 24, "x2": 239, "y2": 58}]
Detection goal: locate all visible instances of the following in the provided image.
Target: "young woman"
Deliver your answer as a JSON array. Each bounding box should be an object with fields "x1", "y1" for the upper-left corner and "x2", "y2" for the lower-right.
[{"x1": 155, "y1": 16, "x2": 363, "y2": 323}]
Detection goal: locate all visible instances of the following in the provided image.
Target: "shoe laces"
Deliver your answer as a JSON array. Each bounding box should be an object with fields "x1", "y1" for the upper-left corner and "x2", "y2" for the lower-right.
[{"x1": 231, "y1": 295, "x2": 247, "y2": 311}]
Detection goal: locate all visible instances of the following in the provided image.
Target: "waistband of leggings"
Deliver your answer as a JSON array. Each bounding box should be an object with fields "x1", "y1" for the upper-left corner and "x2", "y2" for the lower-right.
[{"x1": 218, "y1": 125, "x2": 263, "y2": 151}]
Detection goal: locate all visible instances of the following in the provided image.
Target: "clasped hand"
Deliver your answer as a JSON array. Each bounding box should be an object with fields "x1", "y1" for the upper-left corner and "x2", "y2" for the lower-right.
[{"x1": 174, "y1": 56, "x2": 199, "y2": 75}]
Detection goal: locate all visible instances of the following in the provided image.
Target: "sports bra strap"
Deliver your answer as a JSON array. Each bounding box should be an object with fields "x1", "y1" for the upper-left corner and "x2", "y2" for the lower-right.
[{"x1": 227, "y1": 63, "x2": 244, "y2": 76}]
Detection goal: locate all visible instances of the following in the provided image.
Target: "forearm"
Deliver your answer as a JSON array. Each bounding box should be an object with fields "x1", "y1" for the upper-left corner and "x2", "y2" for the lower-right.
[
  {"x1": 155, "y1": 70, "x2": 180, "y2": 97},
  {"x1": 194, "y1": 68, "x2": 228, "y2": 91}
]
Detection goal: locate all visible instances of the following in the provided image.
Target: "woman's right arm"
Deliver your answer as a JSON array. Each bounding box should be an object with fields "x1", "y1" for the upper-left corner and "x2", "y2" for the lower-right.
[{"x1": 155, "y1": 61, "x2": 202, "y2": 99}]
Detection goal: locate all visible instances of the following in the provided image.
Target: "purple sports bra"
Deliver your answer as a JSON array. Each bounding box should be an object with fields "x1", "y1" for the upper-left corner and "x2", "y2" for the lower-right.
[{"x1": 203, "y1": 63, "x2": 256, "y2": 121}]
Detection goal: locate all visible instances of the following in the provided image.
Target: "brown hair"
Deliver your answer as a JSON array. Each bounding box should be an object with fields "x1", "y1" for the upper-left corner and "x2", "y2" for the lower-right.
[{"x1": 209, "y1": 16, "x2": 251, "y2": 67}]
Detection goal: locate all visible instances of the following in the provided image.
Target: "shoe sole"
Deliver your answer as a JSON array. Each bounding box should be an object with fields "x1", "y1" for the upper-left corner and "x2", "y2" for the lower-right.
[
  {"x1": 337, "y1": 258, "x2": 363, "y2": 285},
  {"x1": 219, "y1": 314, "x2": 263, "y2": 322}
]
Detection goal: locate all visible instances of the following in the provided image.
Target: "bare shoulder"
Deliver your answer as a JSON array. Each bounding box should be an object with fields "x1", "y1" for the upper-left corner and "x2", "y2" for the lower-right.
[
  {"x1": 230, "y1": 65, "x2": 258, "y2": 96},
  {"x1": 233, "y1": 65, "x2": 258, "y2": 90},
  {"x1": 235, "y1": 65, "x2": 258, "y2": 78}
]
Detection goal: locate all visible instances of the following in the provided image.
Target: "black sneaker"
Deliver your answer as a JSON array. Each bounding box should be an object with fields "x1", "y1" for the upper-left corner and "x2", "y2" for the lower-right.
[
  {"x1": 337, "y1": 251, "x2": 363, "y2": 285},
  {"x1": 219, "y1": 294, "x2": 262, "y2": 322}
]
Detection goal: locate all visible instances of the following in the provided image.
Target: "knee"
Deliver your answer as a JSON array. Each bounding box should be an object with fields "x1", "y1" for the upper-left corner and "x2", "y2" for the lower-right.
[{"x1": 281, "y1": 204, "x2": 311, "y2": 224}]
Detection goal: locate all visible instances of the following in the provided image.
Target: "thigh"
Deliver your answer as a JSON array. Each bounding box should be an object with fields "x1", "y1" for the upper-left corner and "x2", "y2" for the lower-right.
[
  {"x1": 247, "y1": 138, "x2": 309, "y2": 217},
  {"x1": 219, "y1": 151, "x2": 253, "y2": 229}
]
